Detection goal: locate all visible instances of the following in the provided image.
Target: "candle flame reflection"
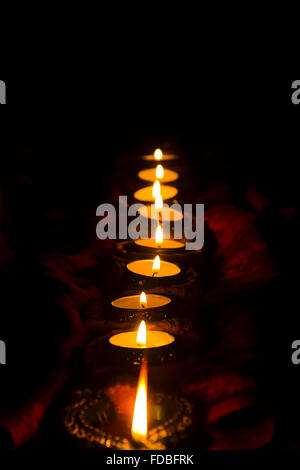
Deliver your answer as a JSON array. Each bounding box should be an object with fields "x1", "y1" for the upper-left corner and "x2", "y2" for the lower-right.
[
  {"x1": 152, "y1": 180, "x2": 161, "y2": 199},
  {"x1": 155, "y1": 225, "x2": 163, "y2": 245},
  {"x1": 156, "y1": 164, "x2": 164, "y2": 179},
  {"x1": 136, "y1": 320, "x2": 147, "y2": 346},
  {"x1": 152, "y1": 255, "x2": 160, "y2": 274},
  {"x1": 140, "y1": 292, "x2": 147, "y2": 309},
  {"x1": 131, "y1": 363, "x2": 148, "y2": 442},
  {"x1": 154, "y1": 149, "x2": 163, "y2": 160}
]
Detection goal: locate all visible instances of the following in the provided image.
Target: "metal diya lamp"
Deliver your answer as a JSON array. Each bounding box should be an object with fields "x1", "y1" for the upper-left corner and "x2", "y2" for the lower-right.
[
  {"x1": 115, "y1": 149, "x2": 181, "y2": 197},
  {"x1": 142, "y1": 148, "x2": 178, "y2": 162},
  {"x1": 108, "y1": 319, "x2": 176, "y2": 365},
  {"x1": 109, "y1": 291, "x2": 174, "y2": 323},
  {"x1": 135, "y1": 166, "x2": 184, "y2": 245},
  {"x1": 138, "y1": 162, "x2": 179, "y2": 184},
  {"x1": 134, "y1": 177, "x2": 178, "y2": 205},
  {"x1": 135, "y1": 186, "x2": 184, "y2": 235},
  {"x1": 113, "y1": 223, "x2": 186, "y2": 273},
  {"x1": 111, "y1": 240, "x2": 198, "y2": 295},
  {"x1": 134, "y1": 224, "x2": 186, "y2": 253},
  {"x1": 126, "y1": 254, "x2": 182, "y2": 290},
  {"x1": 63, "y1": 363, "x2": 193, "y2": 450}
]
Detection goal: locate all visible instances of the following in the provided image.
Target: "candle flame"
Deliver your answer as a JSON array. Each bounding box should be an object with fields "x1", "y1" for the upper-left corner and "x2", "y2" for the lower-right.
[
  {"x1": 155, "y1": 225, "x2": 163, "y2": 245},
  {"x1": 152, "y1": 255, "x2": 160, "y2": 274},
  {"x1": 132, "y1": 363, "x2": 148, "y2": 442},
  {"x1": 156, "y1": 164, "x2": 164, "y2": 179},
  {"x1": 136, "y1": 320, "x2": 147, "y2": 346},
  {"x1": 155, "y1": 194, "x2": 163, "y2": 211},
  {"x1": 140, "y1": 292, "x2": 147, "y2": 308},
  {"x1": 152, "y1": 180, "x2": 161, "y2": 199},
  {"x1": 154, "y1": 149, "x2": 163, "y2": 160}
]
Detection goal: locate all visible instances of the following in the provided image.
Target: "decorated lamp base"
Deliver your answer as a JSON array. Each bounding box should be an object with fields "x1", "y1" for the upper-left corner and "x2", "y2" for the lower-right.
[{"x1": 62, "y1": 386, "x2": 193, "y2": 450}]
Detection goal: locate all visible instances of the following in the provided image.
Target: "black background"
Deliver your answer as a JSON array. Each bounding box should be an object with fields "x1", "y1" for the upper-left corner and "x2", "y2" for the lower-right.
[{"x1": 0, "y1": 75, "x2": 299, "y2": 458}]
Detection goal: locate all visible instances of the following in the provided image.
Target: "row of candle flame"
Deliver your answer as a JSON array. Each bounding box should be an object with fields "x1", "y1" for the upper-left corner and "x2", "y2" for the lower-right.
[
  {"x1": 149, "y1": 154, "x2": 165, "y2": 265},
  {"x1": 130, "y1": 150, "x2": 170, "y2": 443},
  {"x1": 145, "y1": 152, "x2": 164, "y2": 267}
]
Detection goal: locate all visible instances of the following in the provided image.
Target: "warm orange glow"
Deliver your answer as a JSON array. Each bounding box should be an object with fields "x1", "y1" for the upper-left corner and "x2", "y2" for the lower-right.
[
  {"x1": 155, "y1": 225, "x2": 163, "y2": 245},
  {"x1": 136, "y1": 320, "x2": 147, "y2": 346},
  {"x1": 155, "y1": 194, "x2": 163, "y2": 211},
  {"x1": 154, "y1": 149, "x2": 163, "y2": 160},
  {"x1": 131, "y1": 364, "x2": 148, "y2": 442},
  {"x1": 156, "y1": 164, "x2": 164, "y2": 179},
  {"x1": 139, "y1": 292, "x2": 147, "y2": 308},
  {"x1": 152, "y1": 180, "x2": 161, "y2": 198},
  {"x1": 152, "y1": 255, "x2": 160, "y2": 274}
]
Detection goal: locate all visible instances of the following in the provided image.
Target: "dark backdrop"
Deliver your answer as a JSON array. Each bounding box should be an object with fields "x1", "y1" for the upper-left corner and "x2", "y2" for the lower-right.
[{"x1": 0, "y1": 76, "x2": 299, "y2": 453}]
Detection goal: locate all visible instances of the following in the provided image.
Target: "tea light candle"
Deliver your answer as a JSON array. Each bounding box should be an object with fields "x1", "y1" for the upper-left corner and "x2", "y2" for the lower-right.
[
  {"x1": 109, "y1": 320, "x2": 175, "y2": 350},
  {"x1": 138, "y1": 203, "x2": 184, "y2": 222},
  {"x1": 142, "y1": 148, "x2": 177, "y2": 161},
  {"x1": 134, "y1": 225, "x2": 185, "y2": 250},
  {"x1": 134, "y1": 184, "x2": 178, "y2": 202},
  {"x1": 138, "y1": 166, "x2": 179, "y2": 184},
  {"x1": 127, "y1": 255, "x2": 181, "y2": 278},
  {"x1": 109, "y1": 291, "x2": 173, "y2": 323},
  {"x1": 135, "y1": 238, "x2": 185, "y2": 250},
  {"x1": 111, "y1": 293, "x2": 171, "y2": 310}
]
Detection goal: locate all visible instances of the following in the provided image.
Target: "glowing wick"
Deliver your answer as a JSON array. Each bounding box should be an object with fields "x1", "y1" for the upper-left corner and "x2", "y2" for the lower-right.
[
  {"x1": 152, "y1": 255, "x2": 160, "y2": 275},
  {"x1": 136, "y1": 320, "x2": 147, "y2": 346},
  {"x1": 140, "y1": 292, "x2": 147, "y2": 309},
  {"x1": 154, "y1": 149, "x2": 163, "y2": 161},
  {"x1": 155, "y1": 225, "x2": 163, "y2": 245},
  {"x1": 152, "y1": 180, "x2": 161, "y2": 199},
  {"x1": 156, "y1": 164, "x2": 164, "y2": 179},
  {"x1": 131, "y1": 363, "x2": 148, "y2": 442}
]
